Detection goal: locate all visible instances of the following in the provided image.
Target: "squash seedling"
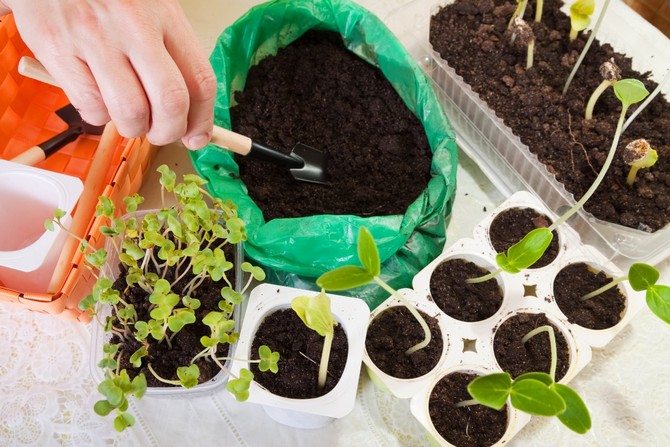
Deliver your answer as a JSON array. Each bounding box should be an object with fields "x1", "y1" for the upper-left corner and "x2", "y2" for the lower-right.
[
  {"x1": 46, "y1": 164, "x2": 276, "y2": 430},
  {"x1": 584, "y1": 59, "x2": 621, "y2": 119},
  {"x1": 457, "y1": 325, "x2": 591, "y2": 434},
  {"x1": 292, "y1": 290, "x2": 338, "y2": 391},
  {"x1": 316, "y1": 226, "x2": 431, "y2": 355},
  {"x1": 582, "y1": 262, "x2": 670, "y2": 324},
  {"x1": 468, "y1": 79, "x2": 649, "y2": 284},
  {"x1": 623, "y1": 138, "x2": 658, "y2": 186},
  {"x1": 569, "y1": 0, "x2": 595, "y2": 41}
]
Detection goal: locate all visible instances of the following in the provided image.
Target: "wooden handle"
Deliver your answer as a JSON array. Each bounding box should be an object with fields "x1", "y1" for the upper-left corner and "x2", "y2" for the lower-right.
[
  {"x1": 18, "y1": 56, "x2": 58, "y2": 87},
  {"x1": 211, "y1": 125, "x2": 252, "y2": 155},
  {"x1": 10, "y1": 146, "x2": 46, "y2": 166}
]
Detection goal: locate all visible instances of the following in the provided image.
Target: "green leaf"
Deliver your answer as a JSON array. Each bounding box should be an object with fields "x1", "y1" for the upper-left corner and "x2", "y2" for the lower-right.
[
  {"x1": 167, "y1": 309, "x2": 196, "y2": 333},
  {"x1": 98, "y1": 380, "x2": 124, "y2": 407},
  {"x1": 221, "y1": 287, "x2": 242, "y2": 305},
  {"x1": 131, "y1": 374, "x2": 147, "y2": 399},
  {"x1": 241, "y1": 262, "x2": 266, "y2": 281},
  {"x1": 44, "y1": 218, "x2": 55, "y2": 232},
  {"x1": 496, "y1": 228, "x2": 553, "y2": 274},
  {"x1": 227, "y1": 368, "x2": 254, "y2": 402},
  {"x1": 316, "y1": 265, "x2": 374, "y2": 291},
  {"x1": 177, "y1": 364, "x2": 200, "y2": 389},
  {"x1": 291, "y1": 290, "x2": 337, "y2": 337},
  {"x1": 93, "y1": 399, "x2": 115, "y2": 416},
  {"x1": 157, "y1": 164, "x2": 176, "y2": 192},
  {"x1": 516, "y1": 371, "x2": 554, "y2": 386},
  {"x1": 258, "y1": 345, "x2": 280, "y2": 373},
  {"x1": 628, "y1": 263, "x2": 660, "y2": 291},
  {"x1": 552, "y1": 383, "x2": 591, "y2": 434},
  {"x1": 113, "y1": 413, "x2": 135, "y2": 432},
  {"x1": 614, "y1": 79, "x2": 649, "y2": 107},
  {"x1": 569, "y1": 0, "x2": 595, "y2": 31},
  {"x1": 357, "y1": 227, "x2": 381, "y2": 277},
  {"x1": 467, "y1": 373, "x2": 513, "y2": 410},
  {"x1": 129, "y1": 346, "x2": 148, "y2": 368},
  {"x1": 510, "y1": 379, "x2": 566, "y2": 416},
  {"x1": 646, "y1": 285, "x2": 670, "y2": 324}
]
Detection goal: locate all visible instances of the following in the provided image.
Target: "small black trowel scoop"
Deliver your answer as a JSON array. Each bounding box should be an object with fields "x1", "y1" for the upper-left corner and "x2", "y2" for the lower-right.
[
  {"x1": 11, "y1": 104, "x2": 106, "y2": 166},
  {"x1": 211, "y1": 126, "x2": 328, "y2": 184}
]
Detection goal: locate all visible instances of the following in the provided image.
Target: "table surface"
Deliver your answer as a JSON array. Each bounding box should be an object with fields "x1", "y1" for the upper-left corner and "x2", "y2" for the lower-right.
[{"x1": 2, "y1": 1, "x2": 670, "y2": 446}]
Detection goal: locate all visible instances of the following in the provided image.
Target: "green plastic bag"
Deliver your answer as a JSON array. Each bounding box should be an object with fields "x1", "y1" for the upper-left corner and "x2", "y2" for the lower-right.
[{"x1": 189, "y1": 0, "x2": 458, "y2": 309}]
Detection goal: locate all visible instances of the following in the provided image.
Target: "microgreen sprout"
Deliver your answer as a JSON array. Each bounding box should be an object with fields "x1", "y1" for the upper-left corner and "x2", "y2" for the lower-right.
[
  {"x1": 584, "y1": 59, "x2": 621, "y2": 120},
  {"x1": 292, "y1": 290, "x2": 338, "y2": 390},
  {"x1": 582, "y1": 263, "x2": 670, "y2": 324},
  {"x1": 316, "y1": 227, "x2": 431, "y2": 355},
  {"x1": 569, "y1": 0, "x2": 595, "y2": 41},
  {"x1": 468, "y1": 79, "x2": 649, "y2": 285},
  {"x1": 511, "y1": 17, "x2": 536, "y2": 69},
  {"x1": 457, "y1": 325, "x2": 591, "y2": 434},
  {"x1": 623, "y1": 138, "x2": 658, "y2": 186},
  {"x1": 47, "y1": 164, "x2": 273, "y2": 431}
]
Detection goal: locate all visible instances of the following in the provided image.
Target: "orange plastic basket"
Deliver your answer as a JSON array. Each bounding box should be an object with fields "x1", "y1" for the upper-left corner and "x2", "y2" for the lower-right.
[{"x1": 0, "y1": 14, "x2": 157, "y2": 321}]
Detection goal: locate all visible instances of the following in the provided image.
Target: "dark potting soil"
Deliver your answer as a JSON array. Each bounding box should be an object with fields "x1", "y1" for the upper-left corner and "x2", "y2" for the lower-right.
[
  {"x1": 429, "y1": 258, "x2": 503, "y2": 321},
  {"x1": 554, "y1": 262, "x2": 626, "y2": 329},
  {"x1": 430, "y1": 0, "x2": 670, "y2": 232},
  {"x1": 250, "y1": 308, "x2": 348, "y2": 399},
  {"x1": 230, "y1": 30, "x2": 433, "y2": 221},
  {"x1": 110, "y1": 244, "x2": 238, "y2": 388},
  {"x1": 493, "y1": 312, "x2": 570, "y2": 381},
  {"x1": 365, "y1": 306, "x2": 443, "y2": 378},
  {"x1": 429, "y1": 372, "x2": 508, "y2": 447},
  {"x1": 489, "y1": 207, "x2": 560, "y2": 268}
]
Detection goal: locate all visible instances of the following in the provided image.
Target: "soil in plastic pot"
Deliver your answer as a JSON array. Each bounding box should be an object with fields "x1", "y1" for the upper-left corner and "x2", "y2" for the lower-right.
[
  {"x1": 429, "y1": 258, "x2": 504, "y2": 321},
  {"x1": 365, "y1": 306, "x2": 443, "y2": 378},
  {"x1": 554, "y1": 262, "x2": 626, "y2": 329},
  {"x1": 230, "y1": 30, "x2": 433, "y2": 221},
  {"x1": 430, "y1": 0, "x2": 670, "y2": 232},
  {"x1": 493, "y1": 312, "x2": 571, "y2": 381},
  {"x1": 429, "y1": 371, "x2": 508, "y2": 447},
  {"x1": 488, "y1": 207, "x2": 560, "y2": 268},
  {"x1": 250, "y1": 308, "x2": 348, "y2": 398}
]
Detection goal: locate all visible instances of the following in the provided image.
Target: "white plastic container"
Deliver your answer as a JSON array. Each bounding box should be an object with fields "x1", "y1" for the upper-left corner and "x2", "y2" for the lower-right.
[
  {"x1": 228, "y1": 283, "x2": 370, "y2": 429},
  {"x1": 0, "y1": 159, "x2": 83, "y2": 291}
]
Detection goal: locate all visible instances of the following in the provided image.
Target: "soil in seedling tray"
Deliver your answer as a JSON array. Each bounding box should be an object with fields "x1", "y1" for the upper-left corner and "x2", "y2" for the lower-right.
[
  {"x1": 250, "y1": 308, "x2": 348, "y2": 398},
  {"x1": 429, "y1": 258, "x2": 503, "y2": 321},
  {"x1": 111, "y1": 244, "x2": 237, "y2": 388},
  {"x1": 554, "y1": 262, "x2": 626, "y2": 329},
  {"x1": 429, "y1": 372, "x2": 508, "y2": 447},
  {"x1": 230, "y1": 30, "x2": 433, "y2": 221},
  {"x1": 489, "y1": 207, "x2": 560, "y2": 268},
  {"x1": 493, "y1": 312, "x2": 570, "y2": 380},
  {"x1": 430, "y1": 0, "x2": 670, "y2": 232},
  {"x1": 365, "y1": 306, "x2": 443, "y2": 378}
]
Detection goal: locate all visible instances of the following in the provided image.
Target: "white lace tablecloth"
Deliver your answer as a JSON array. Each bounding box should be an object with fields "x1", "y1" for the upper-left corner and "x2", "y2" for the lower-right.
[{"x1": 2, "y1": 0, "x2": 670, "y2": 446}]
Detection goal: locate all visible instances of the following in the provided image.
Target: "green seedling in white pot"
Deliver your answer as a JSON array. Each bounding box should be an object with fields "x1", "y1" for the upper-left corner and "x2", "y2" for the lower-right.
[
  {"x1": 457, "y1": 325, "x2": 591, "y2": 434},
  {"x1": 623, "y1": 138, "x2": 658, "y2": 186},
  {"x1": 292, "y1": 290, "x2": 339, "y2": 391},
  {"x1": 569, "y1": 0, "x2": 595, "y2": 41},
  {"x1": 582, "y1": 262, "x2": 670, "y2": 324},
  {"x1": 316, "y1": 227, "x2": 431, "y2": 355},
  {"x1": 468, "y1": 79, "x2": 649, "y2": 284}
]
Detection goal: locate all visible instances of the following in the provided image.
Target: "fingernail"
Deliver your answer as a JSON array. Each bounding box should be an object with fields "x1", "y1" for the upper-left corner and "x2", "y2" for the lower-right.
[{"x1": 186, "y1": 133, "x2": 211, "y2": 150}]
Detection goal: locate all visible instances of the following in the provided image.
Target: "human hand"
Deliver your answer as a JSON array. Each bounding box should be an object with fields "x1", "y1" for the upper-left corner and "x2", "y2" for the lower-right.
[{"x1": 0, "y1": 0, "x2": 216, "y2": 150}]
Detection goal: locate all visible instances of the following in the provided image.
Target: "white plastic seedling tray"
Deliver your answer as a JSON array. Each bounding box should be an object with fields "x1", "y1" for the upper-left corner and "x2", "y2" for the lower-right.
[
  {"x1": 386, "y1": 0, "x2": 670, "y2": 267},
  {"x1": 364, "y1": 191, "x2": 644, "y2": 446}
]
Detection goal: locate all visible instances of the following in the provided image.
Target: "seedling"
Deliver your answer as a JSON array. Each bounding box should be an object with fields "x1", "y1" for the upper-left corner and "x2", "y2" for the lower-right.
[
  {"x1": 46, "y1": 165, "x2": 274, "y2": 430},
  {"x1": 569, "y1": 0, "x2": 595, "y2": 41},
  {"x1": 582, "y1": 262, "x2": 670, "y2": 324},
  {"x1": 458, "y1": 325, "x2": 591, "y2": 434},
  {"x1": 623, "y1": 138, "x2": 658, "y2": 186},
  {"x1": 508, "y1": 0, "x2": 543, "y2": 28},
  {"x1": 584, "y1": 59, "x2": 621, "y2": 119},
  {"x1": 468, "y1": 79, "x2": 649, "y2": 284},
  {"x1": 292, "y1": 290, "x2": 338, "y2": 391},
  {"x1": 511, "y1": 17, "x2": 536, "y2": 69},
  {"x1": 317, "y1": 227, "x2": 431, "y2": 355},
  {"x1": 563, "y1": 0, "x2": 613, "y2": 95}
]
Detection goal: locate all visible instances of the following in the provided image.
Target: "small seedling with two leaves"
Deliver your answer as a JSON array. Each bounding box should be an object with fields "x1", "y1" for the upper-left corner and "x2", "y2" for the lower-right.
[
  {"x1": 623, "y1": 138, "x2": 658, "y2": 186},
  {"x1": 316, "y1": 227, "x2": 432, "y2": 355},
  {"x1": 458, "y1": 325, "x2": 591, "y2": 434},
  {"x1": 569, "y1": 0, "x2": 595, "y2": 41}
]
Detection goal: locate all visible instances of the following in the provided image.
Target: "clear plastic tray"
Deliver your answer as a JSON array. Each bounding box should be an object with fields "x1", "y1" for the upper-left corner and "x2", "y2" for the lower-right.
[{"x1": 386, "y1": 0, "x2": 670, "y2": 266}]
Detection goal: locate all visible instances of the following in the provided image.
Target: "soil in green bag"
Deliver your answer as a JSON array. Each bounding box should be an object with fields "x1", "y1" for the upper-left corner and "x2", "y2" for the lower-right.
[
  {"x1": 429, "y1": 372, "x2": 508, "y2": 447},
  {"x1": 429, "y1": 258, "x2": 503, "y2": 321},
  {"x1": 493, "y1": 312, "x2": 571, "y2": 381},
  {"x1": 230, "y1": 30, "x2": 433, "y2": 221},
  {"x1": 554, "y1": 262, "x2": 626, "y2": 329},
  {"x1": 430, "y1": 0, "x2": 670, "y2": 232},
  {"x1": 250, "y1": 308, "x2": 349, "y2": 398},
  {"x1": 488, "y1": 207, "x2": 560, "y2": 268},
  {"x1": 365, "y1": 306, "x2": 443, "y2": 378}
]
